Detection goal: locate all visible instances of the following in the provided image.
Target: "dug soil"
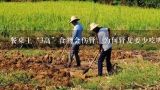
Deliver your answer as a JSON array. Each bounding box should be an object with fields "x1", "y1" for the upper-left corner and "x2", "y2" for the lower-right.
[{"x1": 0, "y1": 49, "x2": 159, "y2": 89}]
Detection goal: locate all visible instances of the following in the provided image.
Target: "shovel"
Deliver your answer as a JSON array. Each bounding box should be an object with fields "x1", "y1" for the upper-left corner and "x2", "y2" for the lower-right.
[{"x1": 83, "y1": 52, "x2": 99, "y2": 74}]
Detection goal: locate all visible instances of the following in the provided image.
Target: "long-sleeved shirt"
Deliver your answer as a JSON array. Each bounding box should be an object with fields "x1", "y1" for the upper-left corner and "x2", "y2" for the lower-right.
[
  {"x1": 72, "y1": 23, "x2": 83, "y2": 45},
  {"x1": 98, "y1": 28, "x2": 112, "y2": 51}
]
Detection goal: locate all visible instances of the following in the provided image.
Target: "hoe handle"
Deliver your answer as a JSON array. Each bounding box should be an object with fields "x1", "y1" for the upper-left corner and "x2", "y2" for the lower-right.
[
  {"x1": 83, "y1": 52, "x2": 99, "y2": 74},
  {"x1": 89, "y1": 52, "x2": 99, "y2": 68}
]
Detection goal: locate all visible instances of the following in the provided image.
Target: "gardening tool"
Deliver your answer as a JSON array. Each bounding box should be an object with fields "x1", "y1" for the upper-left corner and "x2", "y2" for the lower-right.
[{"x1": 83, "y1": 52, "x2": 99, "y2": 74}]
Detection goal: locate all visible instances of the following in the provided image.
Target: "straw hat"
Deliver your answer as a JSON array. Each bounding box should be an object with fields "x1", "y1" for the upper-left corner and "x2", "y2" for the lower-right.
[
  {"x1": 90, "y1": 23, "x2": 99, "y2": 31},
  {"x1": 70, "y1": 16, "x2": 80, "y2": 23}
]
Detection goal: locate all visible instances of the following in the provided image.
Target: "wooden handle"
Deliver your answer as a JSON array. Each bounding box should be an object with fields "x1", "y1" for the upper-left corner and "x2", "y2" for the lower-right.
[{"x1": 89, "y1": 52, "x2": 99, "y2": 68}]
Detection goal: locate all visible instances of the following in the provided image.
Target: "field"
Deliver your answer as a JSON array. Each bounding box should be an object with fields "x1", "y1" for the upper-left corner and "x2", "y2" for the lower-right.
[
  {"x1": 0, "y1": 49, "x2": 160, "y2": 89},
  {"x1": 0, "y1": 1, "x2": 160, "y2": 31},
  {"x1": 0, "y1": 1, "x2": 160, "y2": 50},
  {"x1": 0, "y1": 1, "x2": 160, "y2": 90}
]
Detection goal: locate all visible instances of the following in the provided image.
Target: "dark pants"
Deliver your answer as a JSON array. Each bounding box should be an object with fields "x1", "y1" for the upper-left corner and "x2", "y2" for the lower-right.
[
  {"x1": 98, "y1": 48, "x2": 112, "y2": 76},
  {"x1": 67, "y1": 44, "x2": 80, "y2": 67}
]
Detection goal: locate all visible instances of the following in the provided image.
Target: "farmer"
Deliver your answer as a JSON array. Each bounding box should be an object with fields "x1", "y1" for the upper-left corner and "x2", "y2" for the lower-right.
[
  {"x1": 66, "y1": 16, "x2": 83, "y2": 67},
  {"x1": 89, "y1": 23, "x2": 113, "y2": 76}
]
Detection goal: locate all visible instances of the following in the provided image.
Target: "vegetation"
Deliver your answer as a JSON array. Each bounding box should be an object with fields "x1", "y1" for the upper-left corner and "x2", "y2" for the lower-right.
[
  {"x1": 0, "y1": 1, "x2": 159, "y2": 50},
  {"x1": 0, "y1": 1, "x2": 159, "y2": 89},
  {"x1": 4, "y1": 49, "x2": 48, "y2": 57},
  {"x1": 0, "y1": 0, "x2": 159, "y2": 8},
  {"x1": 0, "y1": 49, "x2": 160, "y2": 89},
  {"x1": 71, "y1": 59, "x2": 160, "y2": 89},
  {"x1": 109, "y1": 60, "x2": 160, "y2": 89},
  {"x1": 0, "y1": 71, "x2": 33, "y2": 87},
  {"x1": 0, "y1": 1, "x2": 159, "y2": 32}
]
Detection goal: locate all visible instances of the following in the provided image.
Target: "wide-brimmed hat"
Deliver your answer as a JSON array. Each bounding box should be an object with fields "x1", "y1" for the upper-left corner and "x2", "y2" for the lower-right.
[
  {"x1": 70, "y1": 16, "x2": 80, "y2": 23},
  {"x1": 89, "y1": 23, "x2": 99, "y2": 31}
]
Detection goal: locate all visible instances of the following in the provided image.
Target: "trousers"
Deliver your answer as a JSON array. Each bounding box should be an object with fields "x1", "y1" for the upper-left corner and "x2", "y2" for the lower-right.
[
  {"x1": 98, "y1": 48, "x2": 112, "y2": 76},
  {"x1": 67, "y1": 44, "x2": 80, "y2": 66}
]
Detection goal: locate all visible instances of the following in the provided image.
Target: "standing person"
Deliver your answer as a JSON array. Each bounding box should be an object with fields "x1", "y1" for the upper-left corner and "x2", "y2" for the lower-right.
[
  {"x1": 89, "y1": 23, "x2": 113, "y2": 76},
  {"x1": 66, "y1": 16, "x2": 83, "y2": 68}
]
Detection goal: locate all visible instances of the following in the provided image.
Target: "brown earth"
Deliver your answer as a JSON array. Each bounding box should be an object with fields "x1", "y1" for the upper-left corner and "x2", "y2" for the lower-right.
[{"x1": 0, "y1": 49, "x2": 159, "y2": 89}]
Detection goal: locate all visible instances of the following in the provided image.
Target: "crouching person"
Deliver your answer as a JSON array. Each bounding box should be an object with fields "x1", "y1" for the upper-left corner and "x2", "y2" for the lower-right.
[{"x1": 89, "y1": 23, "x2": 113, "y2": 76}]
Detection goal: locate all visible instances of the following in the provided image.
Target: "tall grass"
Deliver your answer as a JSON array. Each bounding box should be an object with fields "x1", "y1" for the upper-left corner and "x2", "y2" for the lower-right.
[{"x1": 0, "y1": 1, "x2": 160, "y2": 32}]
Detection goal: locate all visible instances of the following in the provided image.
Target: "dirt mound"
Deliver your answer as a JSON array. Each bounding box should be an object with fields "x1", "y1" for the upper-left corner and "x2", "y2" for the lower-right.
[
  {"x1": 111, "y1": 50, "x2": 160, "y2": 62},
  {"x1": 0, "y1": 50, "x2": 71, "y2": 89},
  {"x1": 0, "y1": 50, "x2": 159, "y2": 89}
]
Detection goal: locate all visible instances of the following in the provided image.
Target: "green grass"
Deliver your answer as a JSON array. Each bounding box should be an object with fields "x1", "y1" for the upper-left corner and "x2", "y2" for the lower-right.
[
  {"x1": 0, "y1": 1, "x2": 160, "y2": 32},
  {"x1": 0, "y1": 1, "x2": 160, "y2": 50},
  {"x1": 109, "y1": 60, "x2": 160, "y2": 89},
  {"x1": 19, "y1": 49, "x2": 47, "y2": 56},
  {"x1": 72, "y1": 59, "x2": 160, "y2": 89},
  {"x1": 4, "y1": 49, "x2": 48, "y2": 57},
  {"x1": 0, "y1": 70, "x2": 33, "y2": 87}
]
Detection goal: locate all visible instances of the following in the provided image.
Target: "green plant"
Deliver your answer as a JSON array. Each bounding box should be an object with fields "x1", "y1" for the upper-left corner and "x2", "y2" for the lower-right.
[
  {"x1": 108, "y1": 60, "x2": 160, "y2": 89},
  {"x1": 0, "y1": 1, "x2": 159, "y2": 31},
  {"x1": 0, "y1": 70, "x2": 33, "y2": 87},
  {"x1": 9, "y1": 71, "x2": 32, "y2": 84}
]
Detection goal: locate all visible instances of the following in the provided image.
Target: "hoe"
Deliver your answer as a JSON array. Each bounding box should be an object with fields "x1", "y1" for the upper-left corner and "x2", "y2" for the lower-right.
[{"x1": 83, "y1": 52, "x2": 99, "y2": 74}]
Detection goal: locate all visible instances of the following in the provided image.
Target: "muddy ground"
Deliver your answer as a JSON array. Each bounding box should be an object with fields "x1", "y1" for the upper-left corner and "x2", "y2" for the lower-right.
[{"x1": 0, "y1": 49, "x2": 159, "y2": 89}]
